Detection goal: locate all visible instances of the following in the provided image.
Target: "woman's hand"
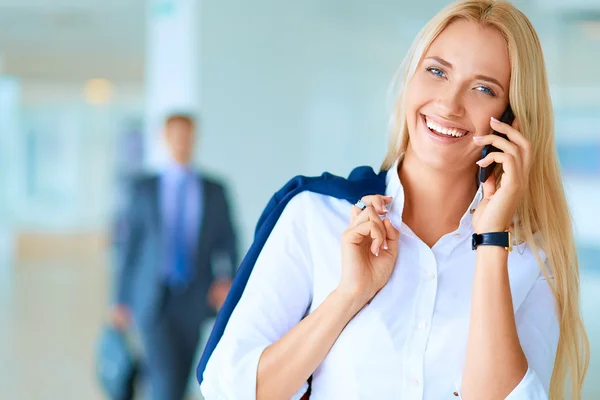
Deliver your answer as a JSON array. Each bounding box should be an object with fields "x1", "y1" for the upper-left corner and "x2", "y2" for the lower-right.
[
  {"x1": 338, "y1": 195, "x2": 400, "y2": 305},
  {"x1": 472, "y1": 117, "x2": 532, "y2": 233}
]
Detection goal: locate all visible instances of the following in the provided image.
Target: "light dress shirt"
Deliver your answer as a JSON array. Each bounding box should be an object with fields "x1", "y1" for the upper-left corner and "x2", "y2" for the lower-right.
[
  {"x1": 201, "y1": 161, "x2": 558, "y2": 399},
  {"x1": 159, "y1": 161, "x2": 203, "y2": 284}
]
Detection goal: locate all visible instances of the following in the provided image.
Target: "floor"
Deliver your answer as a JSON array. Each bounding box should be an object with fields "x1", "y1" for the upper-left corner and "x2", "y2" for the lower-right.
[
  {"x1": 0, "y1": 253, "x2": 204, "y2": 400},
  {"x1": 1, "y1": 258, "x2": 112, "y2": 400}
]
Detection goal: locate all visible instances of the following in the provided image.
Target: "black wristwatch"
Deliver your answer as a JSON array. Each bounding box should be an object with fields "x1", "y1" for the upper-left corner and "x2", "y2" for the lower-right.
[{"x1": 471, "y1": 232, "x2": 512, "y2": 252}]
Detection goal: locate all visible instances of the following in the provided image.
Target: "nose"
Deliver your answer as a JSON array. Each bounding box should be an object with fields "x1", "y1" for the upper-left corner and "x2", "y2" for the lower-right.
[{"x1": 436, "y1": 86, "x2": 464, "y2": 118}]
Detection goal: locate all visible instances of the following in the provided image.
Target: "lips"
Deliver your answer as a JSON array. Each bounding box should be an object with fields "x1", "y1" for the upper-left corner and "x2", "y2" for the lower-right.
[{"x1": 422, "y1": 114, "x2": 470, "y2": 138}]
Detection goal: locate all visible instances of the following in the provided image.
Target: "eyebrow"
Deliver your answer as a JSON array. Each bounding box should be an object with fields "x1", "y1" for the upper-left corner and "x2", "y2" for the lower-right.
[{"x1": 425, "y1": 56, "x2": 505, "y2": 92}]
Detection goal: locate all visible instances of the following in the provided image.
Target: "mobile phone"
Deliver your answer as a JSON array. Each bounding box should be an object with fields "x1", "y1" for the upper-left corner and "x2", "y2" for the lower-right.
[{"x1": 478, "y1": 105, "x2": 515, "y2": 183}]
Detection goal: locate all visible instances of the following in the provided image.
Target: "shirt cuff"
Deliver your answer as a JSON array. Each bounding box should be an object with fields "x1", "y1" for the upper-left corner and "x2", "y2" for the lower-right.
[
  {"x1": 291, "y1": 382, "x2": 310, "y2": 400},
  {"x1": 504, "y1": 367, "x2": 548, "y2": 399},
  {"x1": 200, "y1": 343, "x2": 309, "y2": 399}
]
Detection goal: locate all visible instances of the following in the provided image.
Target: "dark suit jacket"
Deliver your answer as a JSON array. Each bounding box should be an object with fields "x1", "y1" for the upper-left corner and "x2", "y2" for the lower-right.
[{"x1": 114, "y1": 173, "x2": 239, "y2": 330}]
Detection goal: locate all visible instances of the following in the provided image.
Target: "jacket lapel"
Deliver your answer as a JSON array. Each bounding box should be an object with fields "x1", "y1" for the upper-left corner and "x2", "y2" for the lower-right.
[
  {"x1": 147, "y1": 176, "x2": 162, "y2": 230},
  {"x1": 196, "y1": 176, "x2": 209, "y2": 260}
]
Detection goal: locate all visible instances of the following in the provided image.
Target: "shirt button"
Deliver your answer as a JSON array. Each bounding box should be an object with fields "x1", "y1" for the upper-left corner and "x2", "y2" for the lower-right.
[
  {"x1": 452, "y1": 233, "x2": 461, "y2": 237},
  {"x1": 418, "y1": 321, "x2": 427, "y2": 330},
  {"x1": 427, "y1": 272, "x2": 436, "y2": 281},
  {"x1": 413, "y1": 378, "x2": 420, "y2": 386}
]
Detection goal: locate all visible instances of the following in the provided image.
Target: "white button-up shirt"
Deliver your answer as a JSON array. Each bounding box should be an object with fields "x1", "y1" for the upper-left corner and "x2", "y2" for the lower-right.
[{"x1": 201, "y1": 164, "x2": 559, "y2": 399}]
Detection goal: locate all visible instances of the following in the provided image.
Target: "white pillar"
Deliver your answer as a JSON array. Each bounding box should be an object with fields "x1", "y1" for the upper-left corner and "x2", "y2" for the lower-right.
[
  {"x1": 145, "y1": 0, "x2": 201, "y2": 169},
  {"x1": 145, "y1": 1, "x2": 205, "y2": 393}
]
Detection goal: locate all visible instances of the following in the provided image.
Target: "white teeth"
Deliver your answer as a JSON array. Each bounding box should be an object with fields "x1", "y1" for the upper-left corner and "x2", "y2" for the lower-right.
[{"x1": 425, "y1": 117, "x2": 466, "y2": 137}]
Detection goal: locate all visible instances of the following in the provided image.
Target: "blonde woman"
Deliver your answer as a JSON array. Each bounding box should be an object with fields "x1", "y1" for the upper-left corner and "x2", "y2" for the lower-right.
[{"x1": 200, "y1": 0, "x2": 589, "y2": 399}]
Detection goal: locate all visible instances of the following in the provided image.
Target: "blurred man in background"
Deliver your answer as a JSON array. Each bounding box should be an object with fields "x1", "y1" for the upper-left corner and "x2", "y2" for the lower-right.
[{"x1": 112, "y1": 113, "x2": 238, "y2": 400}]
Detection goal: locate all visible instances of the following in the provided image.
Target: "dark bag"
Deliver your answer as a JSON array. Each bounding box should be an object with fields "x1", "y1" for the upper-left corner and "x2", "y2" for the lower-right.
[{"x1": 96, "y1": 324, "x2": 139, "y2": 400}]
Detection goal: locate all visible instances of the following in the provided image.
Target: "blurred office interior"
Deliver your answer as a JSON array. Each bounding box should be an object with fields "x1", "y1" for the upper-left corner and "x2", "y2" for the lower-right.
[{"x1": 0, "y1": 0, "x2": 598, "y2": 399}]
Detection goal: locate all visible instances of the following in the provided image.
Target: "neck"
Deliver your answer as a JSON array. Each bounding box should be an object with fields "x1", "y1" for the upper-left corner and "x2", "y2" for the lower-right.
[
  {"x1": 170, "y1": 158, "x2": 191, "y2": 168},
  {"x1": 399, "y1": 148, "x2": 479, "y2": 245}
]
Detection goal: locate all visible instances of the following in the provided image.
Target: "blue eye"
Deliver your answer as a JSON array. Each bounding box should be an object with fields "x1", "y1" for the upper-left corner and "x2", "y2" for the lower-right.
[
  {"x1": 426, "y1": 67, "x2": 445, "y2": 78},
  {"x1": 476, "y1": 86, "x2": 496, "y2": 97}
]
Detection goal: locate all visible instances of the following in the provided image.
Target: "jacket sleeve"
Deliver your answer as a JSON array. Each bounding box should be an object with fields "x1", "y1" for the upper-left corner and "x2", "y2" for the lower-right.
[
  {"x1": 113, "y1": 179, "x2": 143, "y2": 307},
  {"x1": 209, "y1": 182, "x2": 240, "y2": 281}
]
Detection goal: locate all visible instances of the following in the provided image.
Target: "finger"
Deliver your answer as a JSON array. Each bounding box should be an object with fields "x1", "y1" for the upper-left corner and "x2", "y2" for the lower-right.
[
  {"x1": 473, "y1": 133, "x2": 521, "y2": 166},
  {"x1": 383, "y1": 217, "x2": 399, "y2": 241},
  {"x1": 511, "y1": 117, "x2": 520, "y2": 131},
  {"x1": 349, "y1": 221, "x2": 384, "y2": 256},
  {"x1": 361, "y1": 194, "x2": 392, "y2": 215},
  {"x1": 350, "y1": 206, "x2": 389, "y2": 249},
  {"x1": 369, "y1": 221, "x2": 385, "y2": 256},
  {"x1": 509, "y1": 117, "x2": 532, "y2": 171},
  {"x1": 350, "y1": 203, "x2": 363, "y2": 219},
  {"x1": 476, "y1": 152, "x2": 518, "y2": 186},
  {"x1": 371, "y1": 195, "x2": 392, "y2": 214},
  {"x1": 350, "y1": 195, "x2": 391, "y2": 218},
  {"x1": 490, "y1": 117, "x2": 531, "y2": 166},
  {"x1": 351, "y1": 204, "x2": 387, "y2": 226},
  {"x1": 345, "y1": 220, "x2": 385, "y2": 256},
  {"x1": 382, "y1": 218, "x2": 399, "y2": 256},
  {"x1": 481, "y1": 169, "x2": 497, "y2": 199}
]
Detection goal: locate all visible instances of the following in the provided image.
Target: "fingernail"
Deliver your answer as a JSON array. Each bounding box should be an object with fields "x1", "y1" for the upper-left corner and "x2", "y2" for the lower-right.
[
  {"x1": 384, "y1": 241, "x2": 389, "y2": 250},
  {"x1": 382, "y1": 205, "x2": 389, "y2": 212},
  {"x1": 473, "y1": 136, "x2": 483, "y2": 142},
  {"x1": 476, "y1": 159, "x2": 483, "y2": 165},
  {"x1": 375, "y1": 250, "x2": 379, "y2": 257},
  {"x1": 491, "y1": 116, "x2": 500, "y2": 122}
]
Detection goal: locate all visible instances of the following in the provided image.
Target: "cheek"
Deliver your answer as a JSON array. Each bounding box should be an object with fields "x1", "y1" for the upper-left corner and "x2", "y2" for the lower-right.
[
  {"x1": 405, "y1": 77, "x2": 429, "y2": 130},
  {"x1": 406, "y1": 74, "x2": 431, "y2": 107},
  {"x1": 465, "y1": 97, "x2": 506, "y2": 136}
]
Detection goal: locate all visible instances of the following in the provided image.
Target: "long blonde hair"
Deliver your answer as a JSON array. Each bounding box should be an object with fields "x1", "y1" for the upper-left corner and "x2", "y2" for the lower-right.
[{"x1": 381, "y1": 1, "x2": 590, "y2": 398}]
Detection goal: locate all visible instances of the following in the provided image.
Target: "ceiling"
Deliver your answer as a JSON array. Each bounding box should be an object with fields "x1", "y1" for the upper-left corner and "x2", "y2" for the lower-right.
[
  {"x1": 0, "y1": 0, "x2": 598, "y2": 83},
  {"x1": 0, "y1": 0, "x2": 145, "y2": 82}
]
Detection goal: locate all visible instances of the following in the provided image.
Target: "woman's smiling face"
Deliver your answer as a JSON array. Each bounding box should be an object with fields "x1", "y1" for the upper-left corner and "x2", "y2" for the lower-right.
[{"x1": 404, "y1": 19, "x2": 511, "y2": 173}]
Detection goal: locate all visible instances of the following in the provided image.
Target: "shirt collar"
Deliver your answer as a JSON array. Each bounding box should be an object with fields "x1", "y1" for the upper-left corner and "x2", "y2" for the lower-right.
[
  {"x1": 384, "y1": 155, "x2": 484, "y2": 234},
  {"x1": 162, "y1": 160, "x2": 194, "y2": 180}
]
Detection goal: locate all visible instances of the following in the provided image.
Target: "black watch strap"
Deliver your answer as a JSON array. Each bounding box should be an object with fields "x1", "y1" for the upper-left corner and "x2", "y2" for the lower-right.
[{"x1": 472, "y1": 232, "x2": 512, "y2": 251}]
